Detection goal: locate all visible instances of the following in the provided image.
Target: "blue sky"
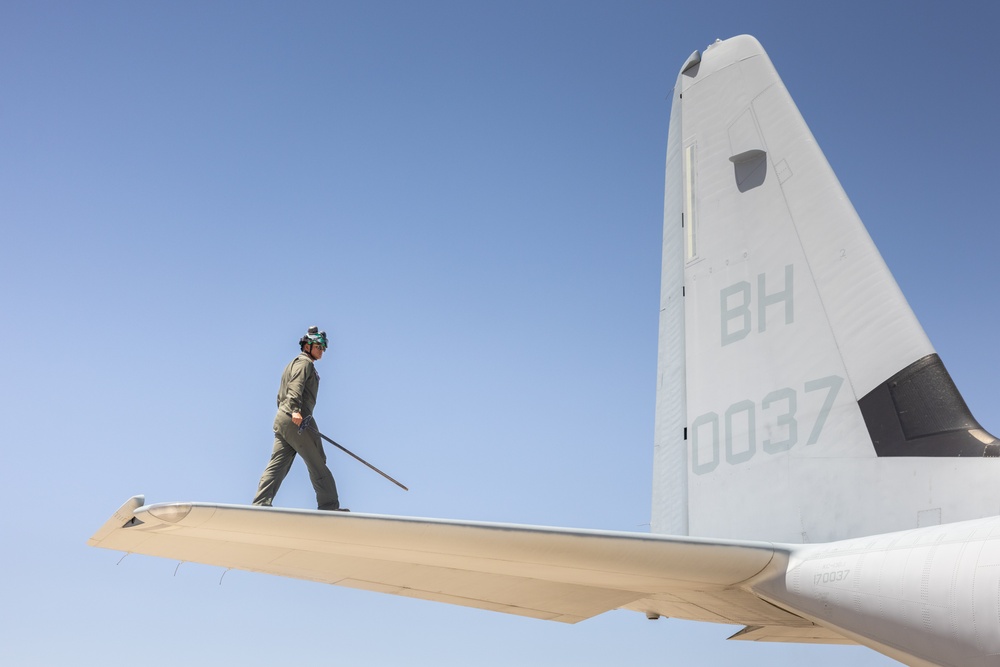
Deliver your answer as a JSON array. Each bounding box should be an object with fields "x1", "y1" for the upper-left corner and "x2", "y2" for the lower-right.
[{"x1": 2, "y1": 2, "x2": 998, "y2": 665}]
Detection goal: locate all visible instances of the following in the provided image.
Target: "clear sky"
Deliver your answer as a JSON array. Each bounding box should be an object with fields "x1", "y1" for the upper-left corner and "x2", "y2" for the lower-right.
[{"x1": 2, "y1": 1, "x2": 998, "y2": 665}]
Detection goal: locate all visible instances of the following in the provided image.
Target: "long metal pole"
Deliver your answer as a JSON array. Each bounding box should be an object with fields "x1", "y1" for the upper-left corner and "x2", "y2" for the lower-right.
[{"x1": 301, "y1": 419, "x2": 408, "y2": 491}]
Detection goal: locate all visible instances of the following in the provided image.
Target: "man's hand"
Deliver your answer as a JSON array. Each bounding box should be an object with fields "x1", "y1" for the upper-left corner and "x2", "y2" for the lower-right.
[{"x1": 291, "y1": 411, "x2": 303, "y2": 426}]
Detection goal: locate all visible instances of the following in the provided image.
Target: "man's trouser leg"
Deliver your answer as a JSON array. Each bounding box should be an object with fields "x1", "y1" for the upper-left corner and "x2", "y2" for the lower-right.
[
  {"x1": 253, "y1": 431, "x2": 296, "y2": 506},
  {"x1": 275, "y1": 414, "x2": 340, "y2": 510}
]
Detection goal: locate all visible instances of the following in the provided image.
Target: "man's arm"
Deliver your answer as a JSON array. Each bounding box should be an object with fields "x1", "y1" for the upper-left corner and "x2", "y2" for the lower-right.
[{"x1": 283, "y1": 357, "x2": 312, "y2": 425}]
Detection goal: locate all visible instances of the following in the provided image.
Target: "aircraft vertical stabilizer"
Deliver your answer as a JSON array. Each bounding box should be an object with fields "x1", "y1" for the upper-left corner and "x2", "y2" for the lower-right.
[{"x1": 652, "y1": 35, "x2": 1000, "y2": 543}]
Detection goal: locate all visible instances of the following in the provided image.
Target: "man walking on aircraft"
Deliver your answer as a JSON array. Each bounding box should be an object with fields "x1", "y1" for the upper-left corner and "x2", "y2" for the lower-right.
[{"x1": 253, "y1": 326, "x2": 347, "y2": 511}]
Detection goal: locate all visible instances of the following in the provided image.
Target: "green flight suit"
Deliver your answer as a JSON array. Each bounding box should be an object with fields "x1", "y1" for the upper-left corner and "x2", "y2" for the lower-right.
[{"x1": 253, "y1": 352, "x2": 340, "y2": 510}]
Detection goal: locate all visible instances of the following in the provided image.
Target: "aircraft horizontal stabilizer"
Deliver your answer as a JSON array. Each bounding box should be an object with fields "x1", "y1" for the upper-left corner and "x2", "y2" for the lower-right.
[{"x1": 89, "y1": 497, "x2": 818, "y2": 629}]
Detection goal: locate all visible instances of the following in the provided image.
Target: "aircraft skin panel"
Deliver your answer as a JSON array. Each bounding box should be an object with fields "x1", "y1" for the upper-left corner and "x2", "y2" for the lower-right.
[
  {"x1": 92, "y1": 498, "x2": 1000, "y2": 663},
  {"x1": 676, "y1": 36, "x2": 932, "y2": 400},
  {"x1": 751, "y1": 516, "x2": 1000, "y2": 666},
  {"x1": 623, "y1": 586, "x2": 815, "y2": 626},
  {"x1": 728, "y1": 624, "x2": 858, "y2": 645},
  {"x1": 661, "y1": 35, "x2": 1000, "y2": 545},
  {"x1": 123, "y1": 501, "x2": 779, "y2": 586},
  {"x1": 691, "y1": 457, "x2": 1000, "y2": 545},
  {"x1": 747, "y1": 80, "x2": 927, "y2": 401},
  {"x1": 650, "y1": 47, "x2": 689, "y2": 537},
  {"x1": 89, "y1": 497, "x2": 804, "y2": 626}
]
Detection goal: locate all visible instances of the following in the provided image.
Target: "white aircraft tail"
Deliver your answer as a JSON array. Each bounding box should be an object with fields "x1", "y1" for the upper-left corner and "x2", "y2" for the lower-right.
[{"x1": 652, "y1": 35, "x2": 1000, "y2": 543}]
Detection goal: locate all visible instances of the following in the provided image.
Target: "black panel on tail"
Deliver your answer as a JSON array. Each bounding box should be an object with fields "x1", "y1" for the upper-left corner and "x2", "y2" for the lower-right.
[{"x1": 859, "y1": 354, "x2": 999, "y2": 457}]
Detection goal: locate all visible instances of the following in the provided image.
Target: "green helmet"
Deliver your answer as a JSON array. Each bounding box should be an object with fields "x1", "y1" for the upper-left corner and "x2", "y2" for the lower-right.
[{"x1": 300, "y1": 325, "x2": 328, "y2": 350}]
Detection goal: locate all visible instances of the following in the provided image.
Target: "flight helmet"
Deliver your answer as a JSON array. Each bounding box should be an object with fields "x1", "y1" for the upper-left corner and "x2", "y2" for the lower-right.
[{"x1": 299, "y1": 325, "x2": 329, "y2": 351}]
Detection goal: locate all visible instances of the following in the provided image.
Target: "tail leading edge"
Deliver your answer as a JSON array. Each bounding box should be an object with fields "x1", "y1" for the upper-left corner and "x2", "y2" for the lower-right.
[{"x1": 652, "y1": 36, "x2": 1000, "y2": 544}]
